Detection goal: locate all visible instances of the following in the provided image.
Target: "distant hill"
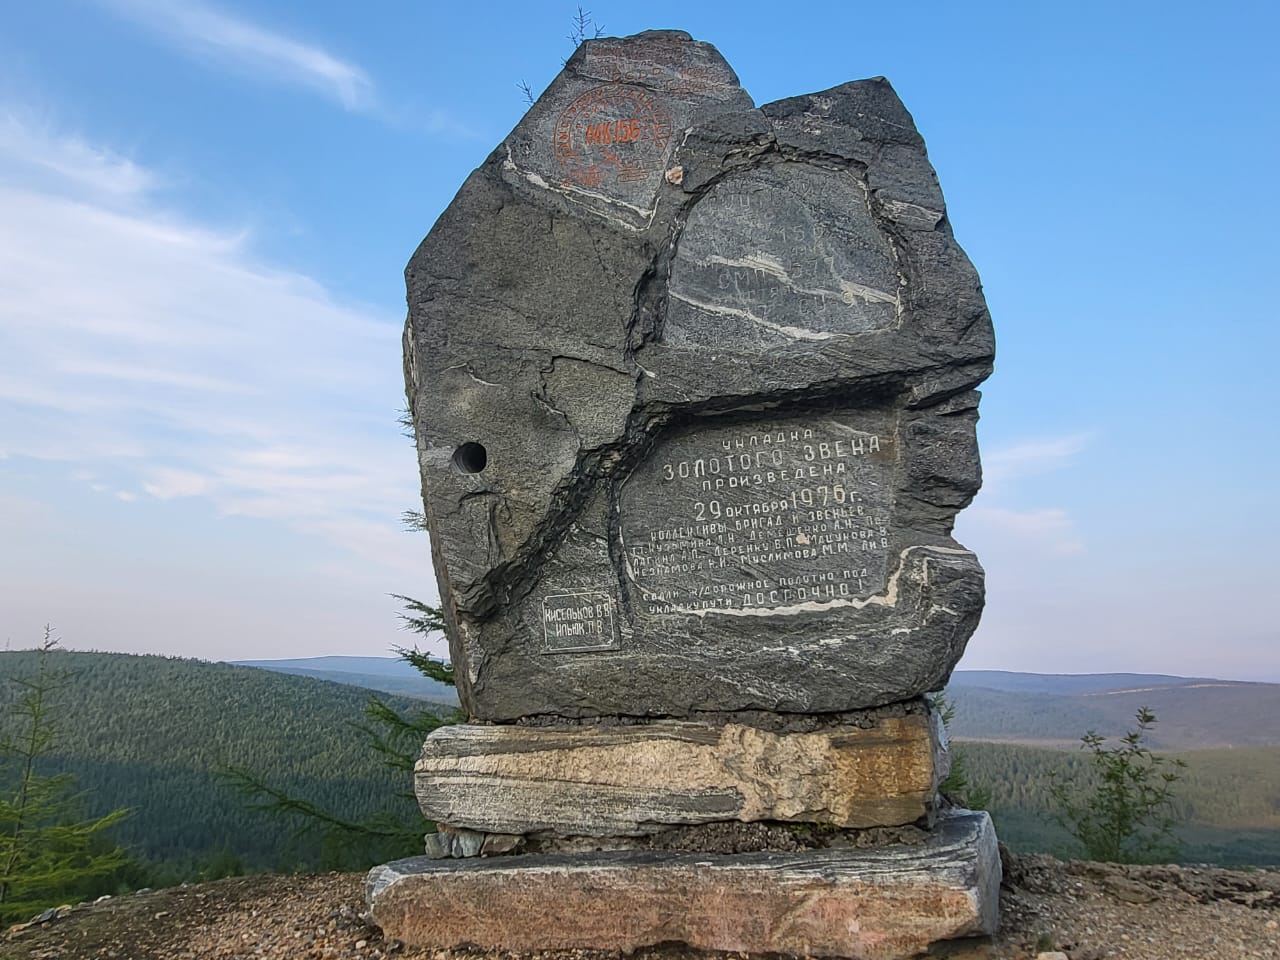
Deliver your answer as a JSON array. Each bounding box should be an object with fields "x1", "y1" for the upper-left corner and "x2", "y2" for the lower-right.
[
  {"x1": 945, "y1": 671, "x2": 1280, "y2": 750},
  {"x1": 231, "y1": 656, "x2": 458, "y2": 704},
  {"x1": 236, "y1": 655, "x2": 417, "y2": 677},
  {"x1": 220, "y1": 663, "x2": 1278, "y2": 750},
  {"x1": 950, "y1": 670, "x2": 1213, "y2": 695},
  {"x1": 0, "y1": 650, "x2": 452, "y2": 877}
]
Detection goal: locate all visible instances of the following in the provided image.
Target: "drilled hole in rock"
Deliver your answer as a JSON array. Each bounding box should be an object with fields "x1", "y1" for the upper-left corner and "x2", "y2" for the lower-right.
[{"x1": 452, "y1": 442, "x2": 488, "y2": 474}]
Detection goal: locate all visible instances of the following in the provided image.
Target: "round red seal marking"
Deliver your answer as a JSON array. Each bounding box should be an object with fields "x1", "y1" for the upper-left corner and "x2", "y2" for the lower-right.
[{"x1": 554, "y1": 85, "x2": 674, "y2": 190}]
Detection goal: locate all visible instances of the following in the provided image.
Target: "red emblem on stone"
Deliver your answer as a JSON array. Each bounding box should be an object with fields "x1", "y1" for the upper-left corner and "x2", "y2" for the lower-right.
[{"x1": 554, "y1": 84, "x2": 674, "y2": 189}]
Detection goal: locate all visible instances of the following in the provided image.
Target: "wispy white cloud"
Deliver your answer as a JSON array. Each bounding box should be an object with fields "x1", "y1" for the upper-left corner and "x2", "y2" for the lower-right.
[
  {"x1": 0, "y1": 110, "x2": 424, "y2": 581},
  {"x1": 962, "y1": 505, "x2": 1085, "y2": 556},
  {"x1": 142, "y1": 467, "x2": 213, "y2": 500},
  {"x1": 97, "y1": 0, "x2": 376, "y2": 112},
  {"x1": 0, "y1": 108, "x2": 155, "y2": 200},
  {"x1": 981, "y1": 432, "x2": 1092, "y2": 491},
  {"x1": 955, "y1": 431, "x2": 1091, "y2": 571}
]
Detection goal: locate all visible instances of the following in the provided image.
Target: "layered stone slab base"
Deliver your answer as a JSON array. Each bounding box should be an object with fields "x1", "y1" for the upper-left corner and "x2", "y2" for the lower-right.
[
  {"x1": 367, "y1": 809, "x2": 999, "y2": 960},
  {"x1": 416, "y1": 706, "x2": 948, "y2": 836}
]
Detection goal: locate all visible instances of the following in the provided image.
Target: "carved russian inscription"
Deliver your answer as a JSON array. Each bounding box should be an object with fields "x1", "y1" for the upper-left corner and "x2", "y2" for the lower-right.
[{"x1": 619, "y1": 415, "x2": 894, "y2": 616}]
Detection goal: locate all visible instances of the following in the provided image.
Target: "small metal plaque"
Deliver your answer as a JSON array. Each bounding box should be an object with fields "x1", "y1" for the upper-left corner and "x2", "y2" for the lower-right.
[{"x1": 541, "y1": 591, "x2": 620, "y2": 653}]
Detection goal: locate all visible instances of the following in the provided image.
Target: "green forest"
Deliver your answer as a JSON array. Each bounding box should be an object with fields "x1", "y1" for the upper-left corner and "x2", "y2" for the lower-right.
[
  {"x1": 941, "y1": 674, "x2": 1280, "y2": 865},
  {"x1": 957, "y1": 740, "x2": 1280, "y2": 866},
  {"x1": 3, "y1": 648, "x2": 1278, "y2": 923},
  {"x1": 0, "y1": 649, "x2": 450, "y2": 889}
]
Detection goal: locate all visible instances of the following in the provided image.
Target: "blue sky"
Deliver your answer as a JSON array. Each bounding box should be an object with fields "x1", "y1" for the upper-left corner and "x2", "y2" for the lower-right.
[{"x1": 1, "y1": 0, "x2": 1276, "y2": 678}]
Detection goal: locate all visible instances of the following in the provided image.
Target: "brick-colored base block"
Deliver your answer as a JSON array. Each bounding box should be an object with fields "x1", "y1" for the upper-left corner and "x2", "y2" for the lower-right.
[{"x1": 366, "y1": 809, "x2": 999, "y2": 960}]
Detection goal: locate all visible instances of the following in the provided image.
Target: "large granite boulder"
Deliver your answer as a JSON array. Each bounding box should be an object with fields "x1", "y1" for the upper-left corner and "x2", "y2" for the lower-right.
[{"x1": 404, "y1": 30, "x2": 993, "y2": 721}]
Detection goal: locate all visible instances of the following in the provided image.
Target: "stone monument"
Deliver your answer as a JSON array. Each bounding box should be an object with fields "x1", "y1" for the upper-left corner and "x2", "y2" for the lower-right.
[{"x1": 368, "y1": 29, "x2": 998, "y2": 959}]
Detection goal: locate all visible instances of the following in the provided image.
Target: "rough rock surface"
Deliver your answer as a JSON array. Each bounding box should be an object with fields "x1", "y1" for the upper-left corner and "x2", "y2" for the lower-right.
[
  {"x1": 9, "y1": 853, "x2": 1279, "y2": 960},
  {"x1": 405, "y1": 30, "x2": 993, "y2": 722},
  {"x1": 416, "y1": 707, "x2": 947, "y2": 836},
  {"x1": 10, "y1": 855, "x2": 1280, "y2": 957},
  {"x1": 366, "y1": 810, "x2": 999, "y2": 960}
]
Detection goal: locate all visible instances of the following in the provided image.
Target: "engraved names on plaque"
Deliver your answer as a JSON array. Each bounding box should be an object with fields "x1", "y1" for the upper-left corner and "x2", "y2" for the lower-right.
[
  {"x1": 619, "y1": 415, "x2": 895, "y2": 615},
  {"x1": 541, "y1": 591, "x2": 620, "y2": 653}
]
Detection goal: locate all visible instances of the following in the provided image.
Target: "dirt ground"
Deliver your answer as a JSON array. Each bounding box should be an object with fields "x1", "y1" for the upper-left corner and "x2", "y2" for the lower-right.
[{"x1": 5, "y1": 852, "x2": 1279, "y2": 960}]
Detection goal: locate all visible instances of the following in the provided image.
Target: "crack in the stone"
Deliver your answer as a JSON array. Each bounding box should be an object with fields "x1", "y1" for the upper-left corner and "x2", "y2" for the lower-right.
[
  {"x1": 952, "y1": 303, "x2": 993, "y2": 346},
  {"x1": 439, "y1": 362, "x2": 503, "y2": 388},
  {"x1": 531, "y1": 362, "x2": 582, "y2": 453}
]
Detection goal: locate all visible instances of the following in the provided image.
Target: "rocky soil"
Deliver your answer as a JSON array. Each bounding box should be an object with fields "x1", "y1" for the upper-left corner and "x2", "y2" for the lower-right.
[{"x1": 6, "y1": 852, "x2": 1279, "y2": 960}]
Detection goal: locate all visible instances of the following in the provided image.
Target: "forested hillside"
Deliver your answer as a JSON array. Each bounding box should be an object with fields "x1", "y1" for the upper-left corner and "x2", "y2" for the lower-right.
[
  {"x1": 945, "y1": 674, "x2": 1280, "y2": 749},
  {"x1": 943, "y1": 672, "x2": 1280, "y2": 864},
  {"x1": 7, "y1": 651, "x2": 1277, "y2": 881},
  {"x1": 959, "y1": 740, "x2": 1280, "y2": 866},
  {"x1": 0, "y1": 650, "x2": 450, "y2": 879}
]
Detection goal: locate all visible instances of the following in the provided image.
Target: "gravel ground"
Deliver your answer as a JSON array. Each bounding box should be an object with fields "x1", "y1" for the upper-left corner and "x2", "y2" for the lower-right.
[{"x1": 5, "y1": 853, "x2": 1279, "y2": 959}]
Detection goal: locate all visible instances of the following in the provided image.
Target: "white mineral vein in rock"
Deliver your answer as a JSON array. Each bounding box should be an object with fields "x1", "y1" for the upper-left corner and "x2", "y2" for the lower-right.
[
  {"x1": 826, "y1": 419, "x2": 886, "y2": 440},
  {"x1": 838, "y1": 278, "x2": 898, "y2": 304},
  {"x1": 703, "y1": 251, "x2": 790, "y2": 280},
  {"x1": 698, "y1": 253, "x2": 898, "y2": 305},
  {"x1": 458, "y1": 621, "x2": 484, "y2": 686},
  {"x1": 558, "y1": 187, "x2": 653, "y2": 229},
  {"x1": 880, "y1": 198, "x2": 944, "y2": 228},
  {"x1": 441, "y1": 364, "x2": 501, "y2": 388},
  {"x1": 502, "y1": 148, "x2": 655, "y2": 230},
  {"x1": 669, "y1": 290, "x2": 837, "y2": 341}
]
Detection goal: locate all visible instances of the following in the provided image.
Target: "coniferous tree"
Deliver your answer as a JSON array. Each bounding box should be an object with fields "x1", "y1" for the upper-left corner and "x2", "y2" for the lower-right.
[
  {"x1": 0, "y1": 629, "x2": 132, "y2": 923},
  {"x1": 931, "y1": 691, "x2": 992, "y2": 810}
]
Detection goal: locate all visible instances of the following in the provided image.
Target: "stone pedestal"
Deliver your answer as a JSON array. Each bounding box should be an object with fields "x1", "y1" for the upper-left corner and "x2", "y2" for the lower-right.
[
  {"x1": 367, "y1": 809, "x2": 1000, "y2": 960},
  {"x1": 416, "y1": 705, "x2": 949, "y2": 837},
  {"x1": 367, "y1": 702, "x2": 1003, "y2": 958}
]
